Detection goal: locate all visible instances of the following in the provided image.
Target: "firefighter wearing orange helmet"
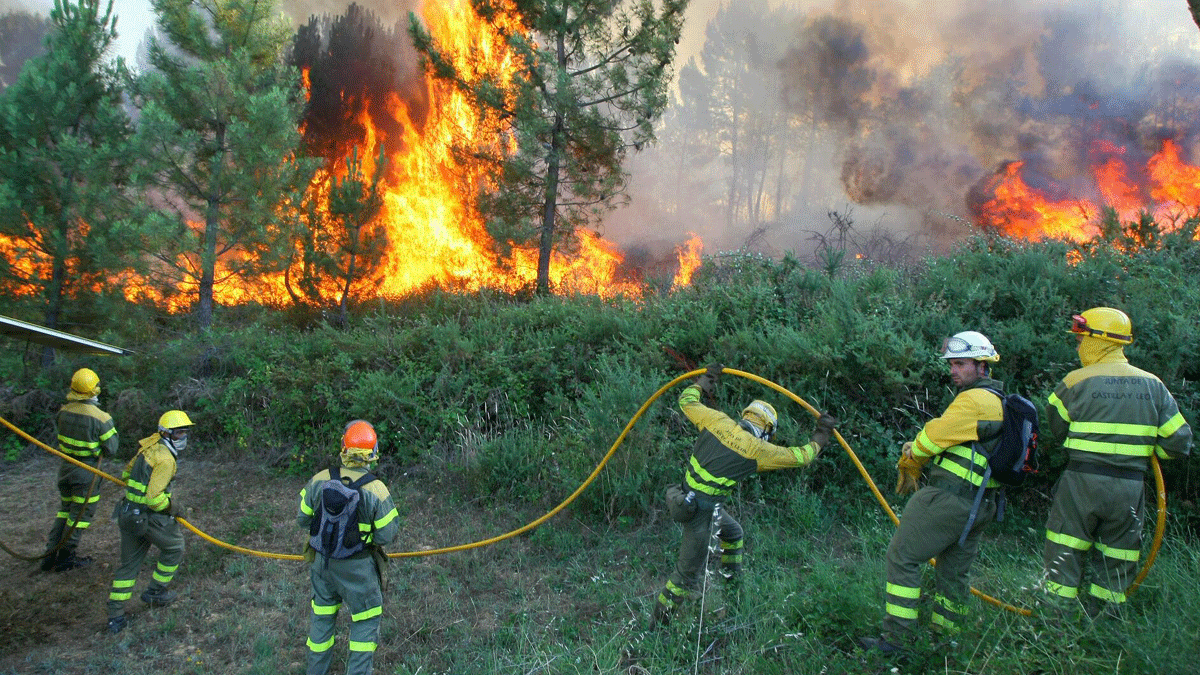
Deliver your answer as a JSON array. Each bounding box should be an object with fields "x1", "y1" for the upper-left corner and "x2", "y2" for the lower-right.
[
  {"x1": 298, "y1": 420, "x2": 399, "y2": 675},
  {"x1": 41, "y1": 368, "x2": 120, "y2": 572},
  {"x1": 1042, "y1": 308, "x2": 1192, "y2": 617}
]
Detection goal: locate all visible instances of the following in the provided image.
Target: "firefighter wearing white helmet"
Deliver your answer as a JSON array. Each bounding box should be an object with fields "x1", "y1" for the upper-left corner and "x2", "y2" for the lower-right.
[
  {"x1": 298, "y1": 420, "x2": 399, "y2": 675},
  {"x1": 1042, "y1": 308, "x2": 1191, "y2": 617},
  {"x1": 861, "y1": 331, "x2": 1006, "y2": 654},
  {"x1": 41, "y1": 367, "x2": 120, "y2": 572},
  {"x1": 652, "y1": 364, "x2": 838, "y2": 627},
  {"x1": 107, "y1": 410, "x2": 194, "y2": 633}
]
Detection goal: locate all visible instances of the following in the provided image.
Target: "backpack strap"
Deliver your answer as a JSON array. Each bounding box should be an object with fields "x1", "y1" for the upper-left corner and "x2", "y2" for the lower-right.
[
  {"x1": 958, "y1": 388, "x2": 1006, "y2": 546},
  {"x1": 346, "y1": 471, "x2": 377, "y2": 536},
  {"x1": 958, "y1": 465, "x2": 994, "y2": 547},
  {"x1": 347, "y1": 471, "x2": 376, "y2": 491}
]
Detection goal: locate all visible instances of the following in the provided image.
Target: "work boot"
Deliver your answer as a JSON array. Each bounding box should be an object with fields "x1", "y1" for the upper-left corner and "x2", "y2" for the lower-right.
[
  {"x1": 650, "y1": 601, "x2": 672, "y2": 628},
  {"x1": 141, "y1": 587, "x2": 178, "y2": 607},
  {"x1": 52, "y1": 553, "x2": 93, "y2": 572},
  {"x1": 857, "y1": 634, "x2": 906, "y2": 656},
  {"x1": 39, "y1": 550, "x2": 62, "y2": 572},
  {"x1": 107, "y1": 615, "x2": 128, "y2": 634}
]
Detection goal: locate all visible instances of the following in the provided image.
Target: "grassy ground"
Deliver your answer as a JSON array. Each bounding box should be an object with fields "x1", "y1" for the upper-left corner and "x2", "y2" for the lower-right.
[{"x1": 2, "y1": 454, "x2": 1198, "y2": 674}]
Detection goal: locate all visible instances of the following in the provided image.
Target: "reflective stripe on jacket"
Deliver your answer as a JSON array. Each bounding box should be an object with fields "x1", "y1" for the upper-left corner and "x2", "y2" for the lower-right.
[
  {"x1": 677, "y1": 385, "x2": 816, "y2": 499},
  {"x1": 123, "y1": 438, "x2": 176, "y2": 512},
  {"x1": 297, "y1": 467, "x2": 400, "y2": 548},
  {"x1": 1047, "y1": 356, "x2": 1192, "y2": 470},
  {"x1": 56, "y1": 400, "x2": 119, "y2": 459},
  {"x1": 910, "y1": 377, "x2": 1005, "y2": 489}
]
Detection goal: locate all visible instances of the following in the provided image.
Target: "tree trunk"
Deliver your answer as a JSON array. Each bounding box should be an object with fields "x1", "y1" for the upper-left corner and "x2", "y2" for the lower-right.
[
  {"x1": 41, "y1": 215, "x2": 70, "y2": 366},
  {"x1": 197, "y1": 129, "x2": 226, "y2": 331},
  {"x1": 537, "y1": 122, "x2": 562, "y2": 296}
]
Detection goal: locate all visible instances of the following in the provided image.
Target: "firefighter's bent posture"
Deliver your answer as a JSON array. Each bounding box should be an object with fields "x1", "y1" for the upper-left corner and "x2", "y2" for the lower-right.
[{"x1": 653, "y1": 364, "x2": 836, "y2": 626}]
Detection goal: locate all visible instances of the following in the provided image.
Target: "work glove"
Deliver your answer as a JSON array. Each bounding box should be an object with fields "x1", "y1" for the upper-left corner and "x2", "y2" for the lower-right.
[
  {"x1": 696, "y1": 363, "x2": 723, "y2": 396},
  {"x1": 895, "y1": 443, "x2": 930, "y2": 495},
  {"x1": 809, "y1": 413, "x2": 839, "y2": 449},
  {"x1": 165, "y1": 499, "x2": 185, "y2": 517}
]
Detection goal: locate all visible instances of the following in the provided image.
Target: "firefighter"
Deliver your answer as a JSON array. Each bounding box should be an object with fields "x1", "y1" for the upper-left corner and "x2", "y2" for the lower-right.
[
  {"x1": 1042, "y1": 308, "x2": 1192, "y2": 617},
  {"x1": 298, "y1": 420, "x2": 399, "y2": 675},
  {"x1": 860, "y1": 331, "x2": 1005, "y2": 654},
  {"x1": 41, "y1": 367, "x2": 120, "y2": 572},
  {"x1": 106, "y1": 410, "x2": 193, "y2": 634},
  {"x1": 651, "y1": 364, "x2": 837, "y2": 626}
]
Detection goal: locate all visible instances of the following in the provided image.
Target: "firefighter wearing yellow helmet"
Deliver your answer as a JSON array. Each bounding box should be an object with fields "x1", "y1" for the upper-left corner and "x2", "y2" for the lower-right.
[
  {"x1": 1042, "y1": 308, "x2": 1192, "y2": 617},
  {"x1": 298, "y1": 420, "x2": 400, "y2": 675},
  {"x1": 41, "y1": 368, "x2": 120, "y2": 572},
  {"x1": 106, "y1": 410, "x2": 194, "y2": 633},
  {"x1": 652, "y1": 364, "x2": 837, "y2": 626},
  {"x1": 861, "y1": 331, "x2": 1006, "y2": 655}
]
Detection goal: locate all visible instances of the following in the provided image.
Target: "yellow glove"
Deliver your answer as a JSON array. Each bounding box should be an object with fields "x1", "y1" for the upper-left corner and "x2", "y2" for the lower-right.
[{"x1": 895, "y1": 443, "x2": 931, "y2": 495}]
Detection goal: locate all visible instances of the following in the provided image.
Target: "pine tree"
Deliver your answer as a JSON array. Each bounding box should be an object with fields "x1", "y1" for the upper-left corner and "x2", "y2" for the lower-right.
[
  {"x1": 131, "y1": 0, "x2": 319, "y2": 330},
  {"x1": 0, "y1": 0, "x2": 133, "y2": 356},
  {"x1": 410, "y1": 0, "x2": 688, "y2": 295}
]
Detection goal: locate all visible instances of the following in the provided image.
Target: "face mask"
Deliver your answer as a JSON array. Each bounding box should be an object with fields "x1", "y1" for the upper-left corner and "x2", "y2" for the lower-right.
[
  {"x1": 739, "y1": 419, "x2": 770, "y2": 441},
  {"x1": 162, "y1": 433, "x2": 188, "y2": 456}
]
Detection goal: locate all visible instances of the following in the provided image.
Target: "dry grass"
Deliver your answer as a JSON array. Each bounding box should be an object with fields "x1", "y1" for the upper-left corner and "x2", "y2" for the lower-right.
[{"x1": 0, "y1": 454, "x2": 660, "y2": 675}]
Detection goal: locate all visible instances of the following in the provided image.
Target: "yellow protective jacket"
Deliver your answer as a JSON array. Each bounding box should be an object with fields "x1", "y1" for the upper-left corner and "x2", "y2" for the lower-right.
[
  {"x1": 122, "y1": 436, "x2": 177, "y2": 513},
  {"x1": 56, "y1": 398, "x2": 119, "y2": 460},
  {"x1": 910, "y1": 377, "x2": 1005, "y2": 489},
  {"x1": 1047, "y1": 351, "x2": 1192, "y2": 471},
  {"x1": 297, "y1": 466, "x2": 400, "y2": 549},
  {"x1": 677, "y1": 384, "x2": 816, "y2": 500}
]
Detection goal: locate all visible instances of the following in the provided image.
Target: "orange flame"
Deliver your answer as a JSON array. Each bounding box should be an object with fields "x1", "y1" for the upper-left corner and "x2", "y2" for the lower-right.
[
  {"x1": 977, "y1": 139, "x2": 1200, "y2": 240},
  {"x1": 4, "y1": 0, "x2": 698, "y2": 312},
  {"x1": 672, "y1": 233, "x2": 703, "y2": 288}
]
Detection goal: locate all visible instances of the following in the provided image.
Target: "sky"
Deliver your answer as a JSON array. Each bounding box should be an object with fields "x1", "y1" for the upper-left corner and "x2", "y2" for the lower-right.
[{"x1": 10, "y1": 0, "x2": 722, "y2": 69}]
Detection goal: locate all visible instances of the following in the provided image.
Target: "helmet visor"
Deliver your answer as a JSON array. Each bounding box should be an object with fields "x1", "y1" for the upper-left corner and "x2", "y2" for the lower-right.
[
  {"x1": 940, "y1": 336, "x2": 974, "y2": 355},
  {"x1": 1069, "y1": 314, "x2": 1090, "y2": 335}
]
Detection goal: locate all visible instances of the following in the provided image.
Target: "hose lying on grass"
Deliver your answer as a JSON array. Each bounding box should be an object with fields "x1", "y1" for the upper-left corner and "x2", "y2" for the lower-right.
[{"x1": 1, "y1": 368, "x2": 1166, "y2": 613}]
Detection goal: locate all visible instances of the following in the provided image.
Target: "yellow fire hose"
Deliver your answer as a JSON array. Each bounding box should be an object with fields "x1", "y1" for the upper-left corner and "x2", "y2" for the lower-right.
[{"x1": 1, "y1": 368, "x2": 1168, "y2": 614}]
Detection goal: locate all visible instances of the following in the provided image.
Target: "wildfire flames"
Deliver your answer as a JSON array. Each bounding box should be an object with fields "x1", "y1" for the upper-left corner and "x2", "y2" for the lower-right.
[
  {"x1": 0, "y1": 0, "x2": 702, "y2": 312},
  {"x1": 969, "y1": 140, "x2": 1200, "y2": 241},
  {"x1": 282, "y1": 0, "x2": 701, "y2": 304}
]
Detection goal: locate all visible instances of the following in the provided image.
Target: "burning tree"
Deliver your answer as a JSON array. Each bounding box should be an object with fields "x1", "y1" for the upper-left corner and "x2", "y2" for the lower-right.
[
  {"x1": 410, "y1": 0, "x2": 688, "y2": 295},
  {"x1": 130, "y1": 0, "x2": 319, "y2": 330},
  {"x1": 0, "y1": 0, "x2": 133, "y2": 356}
]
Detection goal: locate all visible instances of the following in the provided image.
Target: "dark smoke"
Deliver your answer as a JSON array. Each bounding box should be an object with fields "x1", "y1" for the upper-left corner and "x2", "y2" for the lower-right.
[
  {"x1": 288, "y1": 1, "x2": 425, "y2": 162},
  {"x1": 777, "y1": 0, "x2": 1200, "y2": 232}
]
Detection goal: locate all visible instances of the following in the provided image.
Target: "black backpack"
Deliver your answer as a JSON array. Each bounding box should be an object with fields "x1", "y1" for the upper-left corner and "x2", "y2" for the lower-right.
[
  {"x1": 980, "y1": 388, "x2": 1040, "y2": 487},
  {"x1": 309, "y1": 467, "x2": 375, "y2": 560},
  {"x1": 958, "y1": 388, "x2": 1040, "y2": 545}
]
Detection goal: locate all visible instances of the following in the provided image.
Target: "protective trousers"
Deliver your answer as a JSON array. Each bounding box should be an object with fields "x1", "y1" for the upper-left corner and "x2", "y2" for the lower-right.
[
  {"x1": 884, "y1": 485, "x2": 996, "y2": 638},
  {"x1": 655, "y1": 502, "x2": 743, "y2": 617},
  {"x1": 107, "y1": 508, "x2": 184, "y2": 618},
  {"x1": 307, "y1": 554, "x2": 384, "y2": 675},
  {"x1": 1043, "y1": 470, "x2": 1144, "y2": 607},
  {"x1": 45, "y1": 463, "x2": 100, "y2": 554}
]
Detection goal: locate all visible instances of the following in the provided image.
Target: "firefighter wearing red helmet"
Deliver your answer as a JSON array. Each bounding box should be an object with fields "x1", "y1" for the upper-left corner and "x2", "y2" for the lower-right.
[
  {"x1": 298, "y1": 420, "x2": 399, "y2": 675},
  {"x1": 41, "y1": 368, "x2": 120, "y2": 572},
  {"x1": 1042, "y1": 308, "x2": 1192, "y2": 617}
]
